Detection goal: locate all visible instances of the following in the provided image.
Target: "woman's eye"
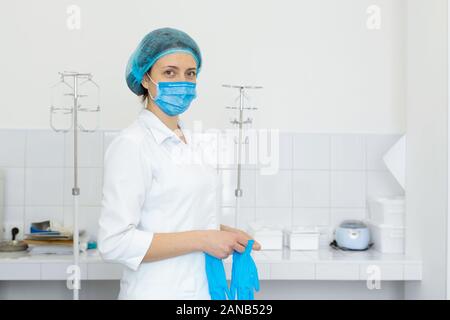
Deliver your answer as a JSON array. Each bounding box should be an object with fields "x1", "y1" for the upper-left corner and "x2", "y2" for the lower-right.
[
  {"x1": 187, "y1": 71, "x2": 197, "y2": 77},
  {"x1": 164, "y1": 70, "x2": 175, "y2": 76}
]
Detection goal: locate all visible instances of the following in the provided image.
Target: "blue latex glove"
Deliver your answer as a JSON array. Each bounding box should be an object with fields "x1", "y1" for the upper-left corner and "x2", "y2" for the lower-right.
[
  {"x1": 229, "y1": 239, "x2": 260, "y2": 300},
  {"x1": 204, "y1": 253, "x2": 232, "y2": 300}
]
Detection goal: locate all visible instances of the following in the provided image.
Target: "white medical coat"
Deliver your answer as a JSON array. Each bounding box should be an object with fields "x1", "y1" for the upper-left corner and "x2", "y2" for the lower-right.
[{"x1": 97, "y1": 108, "x2": 221, "y2": 299}]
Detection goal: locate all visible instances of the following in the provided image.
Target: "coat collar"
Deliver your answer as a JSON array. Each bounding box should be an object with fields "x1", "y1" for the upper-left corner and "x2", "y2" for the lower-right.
[{"x1": 138, "y1": 108, "x2": 187, "y2": 145}]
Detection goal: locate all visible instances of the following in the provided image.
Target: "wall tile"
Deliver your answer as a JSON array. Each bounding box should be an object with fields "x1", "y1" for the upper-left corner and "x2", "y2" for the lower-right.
[
  {"x1": 3, "y1": 168, "x2": 25, "y2": 206},
  {"x1": 331, "y1": 171, "x2": 366, "y2": 207},
  {"x1": 63, "y1": 168, "x2": 103, "y2": 206},
  {"x1": 292, "y1": 207, "x2": 330, "y2": 226},
  {"x1": 220, "y1": 207, "x2": 255, "y2": 230},
  {"x1": 220, "y1": 169, "x2": 255, "y2": 207},
  {"x1": 293, "y1": 133, "x2": 330, "y2": 170},
  {"x1": 331, "y1": 134, "x2": 365, "y2": 170},
  {"x1": 255, "y1": 207, "x2": 292, "y2": 229},
  {"x1": 293, "y1": 170, "x2": 330, "y2": 207},
  {"x1": 260, "y1": 131, "x2": 292, "y2": 171},
  {"x1": 216, "y1": 131, "x2": 238, "y2": 170},
  {"x1": 65, "y1": 131, "x2": 103, "y2": 167},
  {"x1": 25, "y1": 168, "x2": 64, "y2": 206},
  {"x1": 0, "y1": 130, "x2": 26, "y2": 167},
  {"x1": 26, "y1": 130, "x2": 64, "y2": 167},
  {"x1": 256, "y1": 170, "x2": 292, "y2": 207},
  {"x1": 216, "y1": 130, "x2": 258, "y2": 170}
]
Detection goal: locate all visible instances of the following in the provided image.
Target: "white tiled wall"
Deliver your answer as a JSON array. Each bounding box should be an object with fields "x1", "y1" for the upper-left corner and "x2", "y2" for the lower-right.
[
  {"x1": 221, "y1": 132, "x2": 404, "y2": 246},
  {"x1": 0, "y1": 129, "x2": 105, "y2": 241},
  {"x1": 0, "y1": 129, "x2": 404, "y2": 246}
]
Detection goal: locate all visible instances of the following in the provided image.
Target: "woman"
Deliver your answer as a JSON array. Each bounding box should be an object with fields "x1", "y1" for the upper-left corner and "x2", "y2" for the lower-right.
[{"x1": 98, "y1": 27, "x2": 261, "y2": 300}]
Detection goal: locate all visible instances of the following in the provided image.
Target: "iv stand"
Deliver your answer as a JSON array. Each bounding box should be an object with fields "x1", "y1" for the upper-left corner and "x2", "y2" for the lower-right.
[
  {"x1": 222, "y1": 85, "x2": 262, "y2": 228},
  {"x1": 49, "y1": 71, "x2": 100, "y2": 300}
]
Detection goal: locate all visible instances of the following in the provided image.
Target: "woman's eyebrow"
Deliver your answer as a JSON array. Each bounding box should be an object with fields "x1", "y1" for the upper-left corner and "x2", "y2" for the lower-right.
[{"x1": 162, "y1": 66, "x2": 196, "y2": 71}]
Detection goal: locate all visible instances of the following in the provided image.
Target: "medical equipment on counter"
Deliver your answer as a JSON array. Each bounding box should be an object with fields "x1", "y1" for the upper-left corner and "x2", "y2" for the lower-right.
[
  {"x1": 223, "y1": 84, "x2": 262, "y2": 228},
  {"x1": 49, "y1": 71, "x2": 101, "y2": 300},
  {"x1": 87, "y1": 241, "x2": 97, "y2": 250},
  {"x1": 30, "y1": 220, "x2": 57, "y2": 234},
  {"x1": 284, "y1": 226, "x2": 320, "y2": 251},
  {"x1": 27, "y1": 220, "x2": 78, "y2": 236},
  {"x1": 333, "y1": 220, "x2": 371, "y2": 251},
  {"x1": 247, "y1": 221, "x2": 283, "y2": 250},
  {"x1": 230, "y1": 239, "x2": 260, "y2": 300},
  {"x1": 0, "y1": 227, "x2": 28, "y2": 252}
]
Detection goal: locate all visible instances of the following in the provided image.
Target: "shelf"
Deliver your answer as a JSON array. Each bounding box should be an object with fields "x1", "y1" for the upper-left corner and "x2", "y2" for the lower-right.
[
  {"x1": 0, "y1": 248, "x2": 421, "y2": 281},
  {"x1": 231, "y1": 247, "x2": 422, "y2": 281}
]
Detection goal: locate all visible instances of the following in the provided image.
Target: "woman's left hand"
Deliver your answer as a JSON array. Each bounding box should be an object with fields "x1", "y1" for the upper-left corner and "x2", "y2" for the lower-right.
[{"x1": 220, "y1": 224, "x2": 261, "y2": 251}]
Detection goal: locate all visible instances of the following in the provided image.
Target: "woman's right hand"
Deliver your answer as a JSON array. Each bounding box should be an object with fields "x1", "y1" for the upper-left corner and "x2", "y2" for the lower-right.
[{"x1": 199, "y1": 230, "x2": 250, "y2": 259}]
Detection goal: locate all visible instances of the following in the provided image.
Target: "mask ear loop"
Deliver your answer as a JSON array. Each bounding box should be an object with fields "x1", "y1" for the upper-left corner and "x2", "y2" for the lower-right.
[{"x1": 145, "y1": 72, "x2": 158, "y2": 101}]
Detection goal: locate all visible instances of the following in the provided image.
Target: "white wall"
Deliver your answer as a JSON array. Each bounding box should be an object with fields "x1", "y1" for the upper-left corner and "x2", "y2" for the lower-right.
[
  {"x1": 404, "y1": 0, "x2": 448, "y2": 300},
  {"x1": 0, "y1": 0, "x2": 406, "y2": 133}
]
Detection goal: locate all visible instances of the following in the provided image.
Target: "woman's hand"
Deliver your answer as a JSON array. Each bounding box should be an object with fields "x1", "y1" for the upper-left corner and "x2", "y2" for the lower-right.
[
  {"x1": 220, "y1": 224, "x2": 262, "y2": 251},
  {"x1": 199, "y1": 230, "x2": 254, "y2": 259}
]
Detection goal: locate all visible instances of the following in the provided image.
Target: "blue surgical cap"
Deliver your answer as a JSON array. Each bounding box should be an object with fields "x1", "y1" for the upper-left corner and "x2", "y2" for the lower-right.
[{"x1": 125, "y1": 27, "x2": 202, "y2": 96}]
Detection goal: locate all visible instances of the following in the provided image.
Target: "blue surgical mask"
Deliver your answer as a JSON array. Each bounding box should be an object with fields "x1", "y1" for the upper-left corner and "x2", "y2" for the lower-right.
[{"x1": 147, "y1": 74, "x2": 197, "y2": 116}]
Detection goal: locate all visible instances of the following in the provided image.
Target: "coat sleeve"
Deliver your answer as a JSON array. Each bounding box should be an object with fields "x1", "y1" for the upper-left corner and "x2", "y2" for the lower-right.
[{"x1": 97, "y1": 134, "x2": 154, "y2": 271}]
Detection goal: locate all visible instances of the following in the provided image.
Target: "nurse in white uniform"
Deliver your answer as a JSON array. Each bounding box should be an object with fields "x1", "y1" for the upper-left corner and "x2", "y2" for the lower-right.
[{"x1": 97, "y1": 27, "x2": 261, "y2": 300}]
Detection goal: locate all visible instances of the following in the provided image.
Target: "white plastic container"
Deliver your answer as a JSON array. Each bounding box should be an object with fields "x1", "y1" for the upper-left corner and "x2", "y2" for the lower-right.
[
  {"x1": 284, "y1": 226, "x2": 320, "y2": 250},
  {"x1": 248, "y1": 222, "x2": 283, "y2": 250},
  {"x1": 368, "y1": 196, "x2": 405, "y2": 226},
  {"x1": 368, "y1": 220, "x2": 405, "y2": 253},
  {"x1": 252, "y1": 230, "x2": 283, "y2": 250}
]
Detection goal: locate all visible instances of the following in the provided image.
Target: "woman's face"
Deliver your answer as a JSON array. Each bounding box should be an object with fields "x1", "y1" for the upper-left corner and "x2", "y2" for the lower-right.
[{"x1": 141, "y1": 52, "x2": 197, "y2": 99}]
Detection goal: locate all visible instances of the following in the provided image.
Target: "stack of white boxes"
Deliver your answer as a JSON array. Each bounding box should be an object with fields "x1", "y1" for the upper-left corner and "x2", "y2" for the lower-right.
[{"x1": 367, "y1": 196, "x2": 405, "y2": 253}]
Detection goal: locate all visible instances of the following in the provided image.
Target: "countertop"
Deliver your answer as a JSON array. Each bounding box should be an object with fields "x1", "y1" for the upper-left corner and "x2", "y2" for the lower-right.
[{"x1": 0, "y1": 247, "x2": 422, "y2": 281}]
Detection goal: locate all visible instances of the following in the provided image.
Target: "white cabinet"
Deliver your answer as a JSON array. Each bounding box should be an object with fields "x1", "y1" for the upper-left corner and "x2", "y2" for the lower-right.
[{"x1": 0, "y1": 263, "x2": 41, "y2": 280}]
